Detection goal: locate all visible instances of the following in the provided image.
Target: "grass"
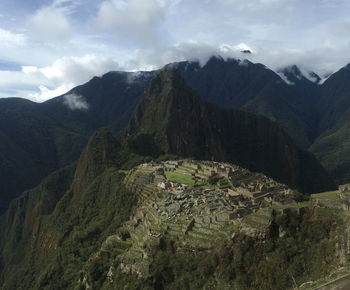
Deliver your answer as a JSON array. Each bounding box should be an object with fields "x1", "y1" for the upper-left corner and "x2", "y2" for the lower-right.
[
  {"x1": 165, "y1": 171, "x2": 196, "y2": 185},
  {"x1": 311, "y1": 190, "x2": 340, "y2": 200},
  {"x1": 165, "y1": 171, "x2": 209, "y2": 189},
  {"x1": 164, "y1": 171, "x2": 226, "y2": 190},
  {"x1": 286, "y1": 201, "x2": 310, "y2": 208},
  {"x1": 272, "y1": 201, "x2": 310, "y2": 210},
  {"x1": 165, "y1": 171, "x2": 207, "y2": 186}
]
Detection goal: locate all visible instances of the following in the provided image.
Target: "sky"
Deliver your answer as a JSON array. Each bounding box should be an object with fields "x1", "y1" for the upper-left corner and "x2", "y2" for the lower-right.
[{"x1": 0, "y1": 0, "x2": 350, "y2": 102}]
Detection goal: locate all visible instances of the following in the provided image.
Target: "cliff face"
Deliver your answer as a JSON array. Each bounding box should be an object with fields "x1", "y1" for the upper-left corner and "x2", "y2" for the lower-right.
[{"x1": 126, "y1": 69, "x2": 335, "y2": 193}]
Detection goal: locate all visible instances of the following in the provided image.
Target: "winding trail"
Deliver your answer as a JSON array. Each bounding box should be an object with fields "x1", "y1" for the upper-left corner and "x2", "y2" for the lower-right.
[{"x1": 316, "y1": 274, "x2": 350, "y2": 290}]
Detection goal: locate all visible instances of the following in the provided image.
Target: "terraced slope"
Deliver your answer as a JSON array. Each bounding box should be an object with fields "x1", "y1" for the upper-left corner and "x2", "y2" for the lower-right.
[
  {"x1": 93, "y1": 160, "x2": 298, "y2": 278},
  {"x1": 0, "y1": 125, "x2": 348, "y2": 290},
  {"x1": 82, "y1": 160, "x2": 350, "y2": 290}
]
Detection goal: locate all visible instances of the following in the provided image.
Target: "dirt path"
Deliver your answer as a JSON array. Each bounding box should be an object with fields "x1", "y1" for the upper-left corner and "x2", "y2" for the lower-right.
[{"x1": 316, "y1": 274, "x2": 350, "y2": 290}]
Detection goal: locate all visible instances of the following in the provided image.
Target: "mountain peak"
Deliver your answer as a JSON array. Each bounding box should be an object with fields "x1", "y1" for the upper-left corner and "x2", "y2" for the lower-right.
[
  {"x1": 287, "y1": 65, "x2": 302, "y2": 75},
  {"x1": 156, "y1": 68, "x2": 186, "y2": 86},
  {"x1": 205, "y1": 55, "x2": 226, "y2": 66},
  {"x1": 126, "y1": 68, "x2": 201, "y2": 156},
  {"x1": 136, "y1": 68, "x2": 199, "y2": 114},
  {"x1": 278, "y1": 65, "x2": 321, "y2": 84}
]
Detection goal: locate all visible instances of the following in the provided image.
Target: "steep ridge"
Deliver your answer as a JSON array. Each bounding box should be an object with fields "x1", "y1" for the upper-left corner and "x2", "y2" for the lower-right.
[
  {"x1": 311, "y1": 64, "x2": 350, "y2": 184},
  {"x1": 0, "y1": 128, "x2": 137, "y2": 289},
  {"x1": 73, "y1": 128, "x2": 121, "y2": 194},
  {"x1": 125, "y1": 69, "x2": 335, "y2": 193},
  {"x1": 317, "y1": 64, "x2": 350, "y2": 130}
]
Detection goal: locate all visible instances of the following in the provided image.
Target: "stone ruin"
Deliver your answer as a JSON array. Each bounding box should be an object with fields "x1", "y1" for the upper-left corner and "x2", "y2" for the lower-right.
[
  {"x1": 339, "y1": 184, "x2": 350, "y2": 193},
  {"x1": 312, "y1": 184, "x2": 350, "y2": 211},
  {"x1": 125, "y1": 159, "x2": 297, "y2": 224},
  {"x1": 115, "y1": 159, "x2": 301, "y2": 278}
]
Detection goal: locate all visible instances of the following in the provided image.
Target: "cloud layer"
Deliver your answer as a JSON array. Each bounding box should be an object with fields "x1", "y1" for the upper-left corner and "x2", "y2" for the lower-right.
[
  {"x1": 0, "y1": 0, "x2": 350, "y2": 101},
  {"x1": 95, "y1": 0, "x2": 168, "y2": 47}
]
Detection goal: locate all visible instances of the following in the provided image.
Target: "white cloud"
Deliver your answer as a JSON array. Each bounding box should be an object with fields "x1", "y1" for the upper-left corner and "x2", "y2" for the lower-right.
[
  {"x1": 0, "y1": 28, "x2": 26, "y2": 47},
  {"x1": 30, "y1": 54, "x2": 120, "y2": 85},
  {"x1": 126, "y1": 39, "x2": 350, "y2": 78},
  {"x1": 22, "y1": 54, "x2": 121, "y2": 102},
  {"x1": 27, "y1": 85, "x2": 72, "y2": 102},
  {"x1": 63, "y1": 94, "x2": 89, "y2": 110},
  {"x1": 28, "y1": 3, "x2": 72, "y2": 42},
  {"x1": 4, "y1": 39, "x2": 350, "y2": 103},
  {"x1": 212, "y1": 0, "x2": 289, "y2": 11},
  {"x1": 248, "y1": 45, "x2": 350, "y2": 76},
  {"x1": 95, "y1": 0, "x2": 174, "y2": 47},
  {"x1": 127, "y1": 41, "x2": 247, "y2": 69},
  {"x1": 220, "y1": 43, "x2": 254, "y2": 53},
  {"x1": 0, "y1": 69, "x2": 50, "y2": 101}
]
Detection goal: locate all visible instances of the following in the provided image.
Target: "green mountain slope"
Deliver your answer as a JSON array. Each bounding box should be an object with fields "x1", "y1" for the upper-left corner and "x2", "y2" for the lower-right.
[
  {"x1": 0, "y1": 128, "x2": 138, "y2": 289},
  {"x1": 0, "y1": 98, "x2": 87, "y2": 213}
]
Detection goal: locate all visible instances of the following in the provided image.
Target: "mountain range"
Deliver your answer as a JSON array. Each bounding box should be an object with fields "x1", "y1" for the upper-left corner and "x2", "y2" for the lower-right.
[
  {"x1": 1, "y1": 56, "x2": 350, "y2": 213},
  {"x1": 0, "y1": 69, "x2": 346, "y2": 289}
]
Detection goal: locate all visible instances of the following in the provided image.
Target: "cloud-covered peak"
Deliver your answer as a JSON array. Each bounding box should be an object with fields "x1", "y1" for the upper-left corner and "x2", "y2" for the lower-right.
[
  {"x1": 1, "y1": 0, "x2": 350, "y2": 100},
  {"x1": 277, "y1": 64, "x2": 321, "y2": 85}
]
